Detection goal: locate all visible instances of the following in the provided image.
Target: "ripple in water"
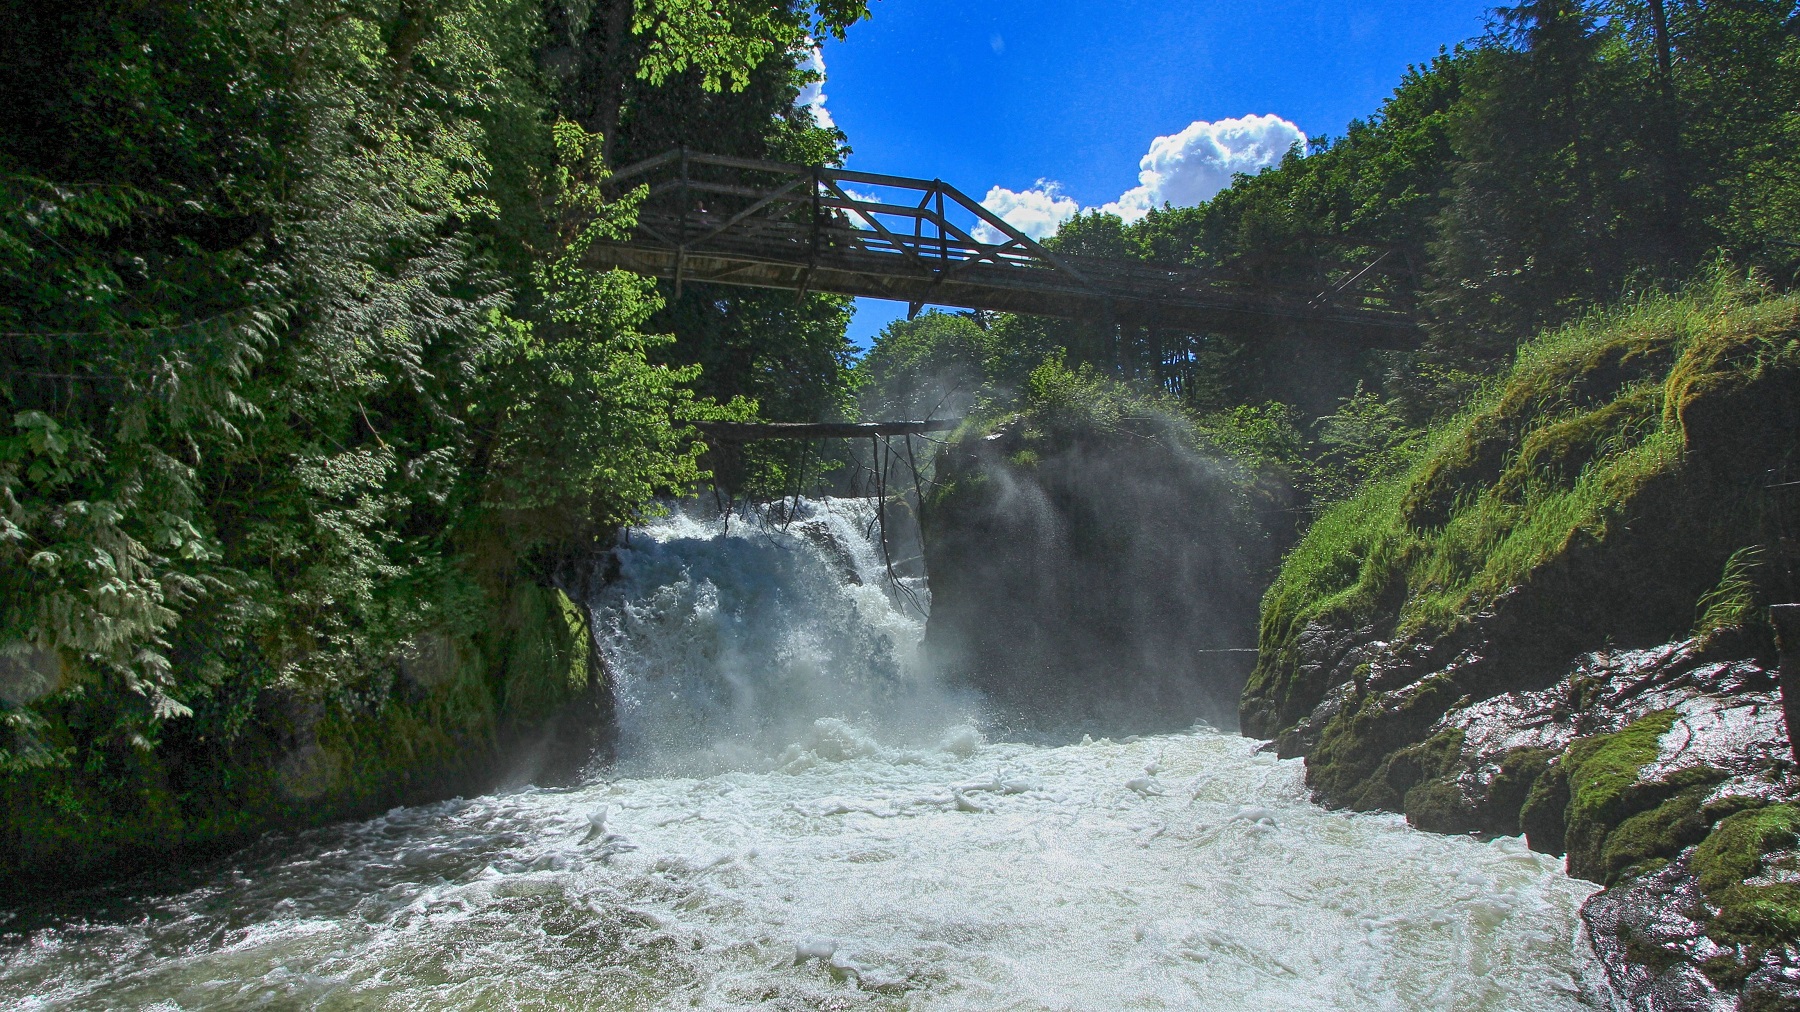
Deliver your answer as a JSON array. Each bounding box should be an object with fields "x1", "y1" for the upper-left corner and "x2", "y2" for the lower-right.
[{"x1": 0, "y1": 500, "x2": 1596, "y2": 1009}]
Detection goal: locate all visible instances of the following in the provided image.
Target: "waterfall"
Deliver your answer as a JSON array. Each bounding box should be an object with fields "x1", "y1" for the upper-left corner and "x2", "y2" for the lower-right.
[{"x1": 591, "y1": 497, "x2": 973, "y2": 774}]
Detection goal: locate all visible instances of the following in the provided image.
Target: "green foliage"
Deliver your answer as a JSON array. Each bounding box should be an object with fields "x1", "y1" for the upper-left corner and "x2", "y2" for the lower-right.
[
  {"x1": 0, "y1": 0, "x2": 834, "y2": 889},
  {"x1": 1694, "y1": 546, "x2": 1767, "y2": 638},
  {"x1": 1246, "y1": 272, "x2": 1800, "y2": 738},
  {"x1": 485, "y1": 121, "x2": 722, "y2": 547},
  {"x1": 855, "y1": 311, "x2": 1008, "y2": 422},
  {"x1": 574, "y1": 0, "x2": 865, "y2": 496},
  {"x1": 632, "y1": 0, "x2": 868, "y2": 93},
  {"x1": 976, "y1": 0, "x2": 1799, "y2": 464},
  {"x1": 1308, "y1": 384, "x2": 1425, "y2": 505}
]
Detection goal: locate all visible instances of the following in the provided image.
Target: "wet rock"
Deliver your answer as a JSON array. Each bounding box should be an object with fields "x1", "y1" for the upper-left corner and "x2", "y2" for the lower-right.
[
  {"x1": 1313, "y1": 635, "x2": 1800, "y2": 1009},
  {"x1": 1251, "y1": 622, "x2": 1383, "y2": 743},
  {"x1": 1582, "y1": 856, "x2": 1735, "y2": 1011}
]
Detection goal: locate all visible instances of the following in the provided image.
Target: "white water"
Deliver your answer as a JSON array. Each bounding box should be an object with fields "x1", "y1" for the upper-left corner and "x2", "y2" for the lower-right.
[{"x1": 0, "y1": 498, "x2": 1596, "y2": 1010}]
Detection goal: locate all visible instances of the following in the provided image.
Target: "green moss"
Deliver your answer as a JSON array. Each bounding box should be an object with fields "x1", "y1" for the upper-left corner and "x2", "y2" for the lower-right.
[
  {"x1": 1516, "y1": 711, "x2": 1728, "y2": 872},
  {"x1": 1710, "y1": 883, "x2": 1800, "y2": 948},
  {"x1": 1701, "y1": 953, "x2": 1752, "y2": 991},
  {"x1": 1562, "y1": 710, "x2": 1678, "y2": 880},
  {"x1": 1307, "y1": 675, "x2": 1467, "y2": 806},
  {"x1": 1622, "y1": 927, "x2": 1689, "y2": 976},
  {"x1": 1405, "y1": 777, "x2": 1475, "y2": 833},
  {"x1": 1340, "y1": 726, "x2": 1468, "y2": 818},
  {"x1": 1486, "y1": 745, "x2": 1557, "y2": 835},
  {"x1": 1599, "y1": 780, "x2": 1717, "y2": 884},
  {"x1": 1520, "y1": 750, "x2": 1572, "y2": 854},
  {"x1": 1693, "y1": 805, "x2": 1800, "y2": 894}
]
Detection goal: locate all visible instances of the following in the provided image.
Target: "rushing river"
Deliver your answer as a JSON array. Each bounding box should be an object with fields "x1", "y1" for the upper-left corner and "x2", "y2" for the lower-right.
[{"x1": 2, "y1": 500, "x2": 1596, "y2": 1010}]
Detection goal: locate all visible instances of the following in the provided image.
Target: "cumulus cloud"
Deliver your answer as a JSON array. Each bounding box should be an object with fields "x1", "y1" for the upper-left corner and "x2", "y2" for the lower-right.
[
  {"x1": 796, "y1": 43, "x2": 833, "y2": 129},
  {"x1": 964, "y1": 114, "x2": 1306, "y2": 246},
  {"x1": 1099, "y1": 114, "x2": 1305, "y2": 223},
  {"x1": 973, "y1": 181, "x2": 1080, "y2": 244}
]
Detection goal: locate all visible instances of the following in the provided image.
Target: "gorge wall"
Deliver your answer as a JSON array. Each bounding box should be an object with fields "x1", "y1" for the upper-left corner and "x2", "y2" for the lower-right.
[{"x1": 0, "y1": 579, "x2": 603, "y2": 902}]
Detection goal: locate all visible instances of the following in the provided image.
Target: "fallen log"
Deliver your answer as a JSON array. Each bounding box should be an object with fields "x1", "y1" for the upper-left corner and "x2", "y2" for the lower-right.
[{"x1": 690, "y1": 419, "x2": 961, "y2": 442}]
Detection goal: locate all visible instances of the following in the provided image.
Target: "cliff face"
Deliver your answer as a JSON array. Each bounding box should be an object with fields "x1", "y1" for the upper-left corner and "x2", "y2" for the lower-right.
[
  {"x1": 1245, "y1": 280, "x2": 1800, "y2": 1008},
  {"x1": 922, "y1": 390, "x2": 1269, "y2": 733}
]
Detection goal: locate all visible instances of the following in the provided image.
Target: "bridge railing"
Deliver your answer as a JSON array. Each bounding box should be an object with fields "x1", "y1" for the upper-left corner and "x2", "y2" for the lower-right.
[{"x1": 594, "y1": 149, "x2": 1421, "y2": 346}]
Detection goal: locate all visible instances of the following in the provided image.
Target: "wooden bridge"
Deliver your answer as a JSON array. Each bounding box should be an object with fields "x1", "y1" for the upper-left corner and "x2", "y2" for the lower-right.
[{"x1": 588, "y1": 149, "x2": 1419, "y2": 347}]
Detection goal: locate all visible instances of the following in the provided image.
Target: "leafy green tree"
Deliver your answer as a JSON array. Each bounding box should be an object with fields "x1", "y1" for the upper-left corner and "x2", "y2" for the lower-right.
[
  {"x1": 0, "y1": 0, "x2": 843, "y2": 816},
  {"x1": 856, "y1": 311, "x2": 1001, "y2": 421}
]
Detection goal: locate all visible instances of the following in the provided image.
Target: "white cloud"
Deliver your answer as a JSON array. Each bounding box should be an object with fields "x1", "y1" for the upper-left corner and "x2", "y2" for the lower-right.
[
  {"x1": 973, "y1": 180, "x2": 1079, "y2": 244},
  {"x1": 965, "y1": 114, "x2": 1306, "y2": 246},
  {"x1": 796, "y1": 42, "x2": 833, "y2": 128},
  {"x1": 840, "y1": 187, "x2": 881, "y2": 230},
  {"x1": 1099, "y1": 114, "x2": 1305, "y2": 223}
]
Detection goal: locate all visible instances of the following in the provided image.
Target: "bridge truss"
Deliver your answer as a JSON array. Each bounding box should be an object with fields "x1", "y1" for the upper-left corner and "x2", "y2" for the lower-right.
[{"x1": 587, "y1": 149, "x2": 1419, "y2": 347}]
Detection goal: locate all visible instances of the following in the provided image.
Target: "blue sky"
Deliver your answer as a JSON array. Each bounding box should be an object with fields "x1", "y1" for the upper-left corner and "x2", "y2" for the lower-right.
[{"x1": 818, "y1": 0, "x2": 1497, "y2": 348}]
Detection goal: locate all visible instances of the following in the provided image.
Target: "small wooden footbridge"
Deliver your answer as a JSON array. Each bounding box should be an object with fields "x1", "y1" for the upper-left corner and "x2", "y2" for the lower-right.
[{"x1": 589, "y1": 149, "x2": 1421, "y2": 348}]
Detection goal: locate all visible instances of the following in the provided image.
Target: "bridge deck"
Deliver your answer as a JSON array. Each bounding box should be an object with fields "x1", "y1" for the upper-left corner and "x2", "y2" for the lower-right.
[{"x1": 588, "y1": 150, "x2": 1419, "y2": 347}]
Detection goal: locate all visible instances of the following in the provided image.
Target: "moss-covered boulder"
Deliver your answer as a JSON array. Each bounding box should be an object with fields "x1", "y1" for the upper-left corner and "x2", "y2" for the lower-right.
[
  {"x1": 1242, "y1": 276, "x2": 1800, "y2": 1006},
  {"x1": 923, "y1": 362, "x2": 1270, "y2": 730}
]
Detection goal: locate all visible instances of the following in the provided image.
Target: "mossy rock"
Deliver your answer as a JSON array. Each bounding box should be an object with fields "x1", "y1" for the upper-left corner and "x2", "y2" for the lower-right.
[
  {"x1": 1346, "y1": 727, "x2": 1468, "y2": 826},
  {"x1": 1562, "y1": 711, "x2": 1681, "y2": 880},
  {"x1": 1306, "y1": 672, "x2": 1467, "y2": 805},
  {"x1": 0, "y1": 575, "x2": 595, "y2": 902},
  {"x1": 1709, "y1": 882, "x2": 1800, "y2": 948},
  {"x1": 1520, "y1": 750, "x2": 1572, "y2": 855},
  {"x1": 1598, "y1": 780, "x2": 1717, "y2": 885},
  {"x1": 1684, "y1": 799, "x2": 1800, "y2": 950},
  {"x1": 1516, "y1": 711, "x2": 1735, "y2": 875},
  {"x1": 1694, "y1": 804, "x2": 1800, "y2": 893},
  {"x1": 1406, "y1": 776, "x2": 1480, "y2": 834},
  {"x1": 1485, "y1": 745, "x2": 1557, "y2": 836}
]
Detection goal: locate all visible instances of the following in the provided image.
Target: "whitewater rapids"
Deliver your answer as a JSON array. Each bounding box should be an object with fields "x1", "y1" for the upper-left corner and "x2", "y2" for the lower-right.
[{"x1": 0, "y1": 499, "x2": 1596, "y2": 1010}]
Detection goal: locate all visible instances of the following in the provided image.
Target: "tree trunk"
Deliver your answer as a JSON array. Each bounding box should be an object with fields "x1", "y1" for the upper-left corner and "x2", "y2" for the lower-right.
[
  {"x1": 1646, "y1": 0, "x2": 1685, "y2": 262},
  {"x1": 542, "y1": 0, "x2": 636, "y2": 165}
]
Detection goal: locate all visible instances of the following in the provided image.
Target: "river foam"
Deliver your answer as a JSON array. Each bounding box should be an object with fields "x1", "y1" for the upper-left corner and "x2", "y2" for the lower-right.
[
  {"x1": 1, "y1": 723, "x2": 1594, "y2": 1010},
  {"x1": 0, "y1": 499, "x2": 1597, "y2": 1009}
]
